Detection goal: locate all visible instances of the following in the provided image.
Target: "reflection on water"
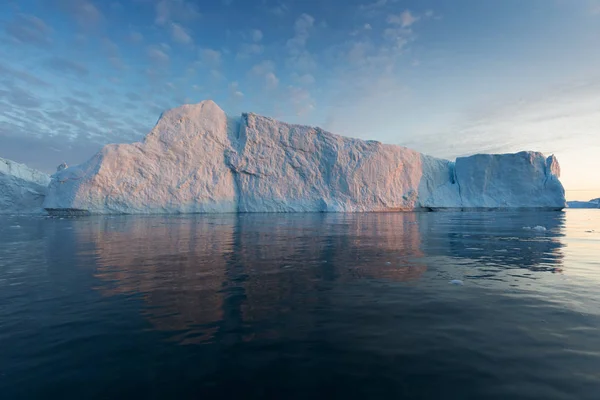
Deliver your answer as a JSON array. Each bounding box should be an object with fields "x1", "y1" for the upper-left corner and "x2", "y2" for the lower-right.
[
  {"x1": 2, "y1": 210, "x2": 600, "y2": 399},
  {"x1": 72, "y1": 212, "x2": 567, "y2": 344},
  {"x1": 76, "y1": 213, "x2": 430, "y2": 344}
]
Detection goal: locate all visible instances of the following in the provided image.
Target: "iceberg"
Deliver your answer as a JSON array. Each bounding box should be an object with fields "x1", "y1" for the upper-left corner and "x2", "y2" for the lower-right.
[
  {"x1": 42, "y1": 100, "x2": 566, "y2": 215},
  {"x1": 0, "y1": 157, "x2": 51, "y2": 214},
  {"x1": 567, "y1": 198, "x2": 600, "y2": 209}
]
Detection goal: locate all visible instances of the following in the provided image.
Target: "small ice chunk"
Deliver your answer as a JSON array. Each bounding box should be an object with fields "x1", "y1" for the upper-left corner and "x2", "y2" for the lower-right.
[
  {"x1": 282, "y1": 265, "x2": 292, "y2": 269},
  {"x1": 532, "y1": 226, "x2": 547, "y2": 232},
  {"x1": 10, "y1": 225, "x2": 21, "y2": 228},
  {"x1": 449, "y1": 280, "x2": 464, "y2": 285},
  {"x1": 385, "y1": 262, "x2": 392, "y2": 265},
  {"x1": 522, "y1": 226, "x2": 532, "y2": 230}
]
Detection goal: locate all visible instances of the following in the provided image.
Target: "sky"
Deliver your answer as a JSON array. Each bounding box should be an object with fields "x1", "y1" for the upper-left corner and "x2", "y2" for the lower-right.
[{"x1": 1, "y1": 0, "x2": 599, "y2": 200}]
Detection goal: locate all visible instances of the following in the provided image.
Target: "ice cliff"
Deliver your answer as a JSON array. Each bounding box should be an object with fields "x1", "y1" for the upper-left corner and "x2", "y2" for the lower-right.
[
  {"x1": 1, "y1": 157, "x2": 50, "y2": 214},
  {"x1": 42, "y1": 100, "x2": 566, "y2": 214}
]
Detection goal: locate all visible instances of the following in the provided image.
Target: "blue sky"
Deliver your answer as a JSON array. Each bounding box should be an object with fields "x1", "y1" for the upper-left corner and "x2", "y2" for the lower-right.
[{"x1": 1, "y1": 0, "x2": 599, "y2": 199}]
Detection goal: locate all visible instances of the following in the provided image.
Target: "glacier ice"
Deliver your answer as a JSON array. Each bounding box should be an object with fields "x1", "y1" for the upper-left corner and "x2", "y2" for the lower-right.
[
  {"x1": 40, "y1": 100, "x2": 566, "y2": 214},
  {"x1": 44, "y1": 101, "x2": 237, "y2": 214},
  {"x1": 0, "y1": 157, "x2": 50, "y2": 214},
  {"x1": 567, "y1": 198, "x2": 600, "y2": 209}
]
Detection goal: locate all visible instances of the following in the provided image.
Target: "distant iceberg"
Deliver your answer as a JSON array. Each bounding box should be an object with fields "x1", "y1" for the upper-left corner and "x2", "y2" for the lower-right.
[
  {"x1": 567, "y1": 199, "x2": 600, "y2": 209},
  {"x1": 0, "y1": 157, "x2": 50, "y2": 214},
  {"x1": 41, "y1": 100, "x2": 565, "y2": 214}
]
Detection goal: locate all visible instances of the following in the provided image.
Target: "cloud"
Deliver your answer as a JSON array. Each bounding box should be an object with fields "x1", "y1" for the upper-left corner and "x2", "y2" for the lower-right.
[
  {"x1": 5, "y1": 14, "x2": 53, "y2": 46},
  {"x1": 251, "y1": 29, "x2": 263, "y2": 42},
  {"x1": 228, "y1": 81, "x2": 243, "y2": 100},
  {"x1": 170, "y1": 23, "x2": 192, "y2": 44},
  {"x1": 358, "y1": 0, "x2": 396, "y2": 17},
  {"x1": 210, "y1": 69, "x2": 225, "y2": 81},
  {"x1": 0, "y1": 86, "x2": 42, "y2": 108},
  {"x1": 236, "y1": 29, "x2": 265, "y2": 58},
  {"x1": 147, "y1": 46, "x2": 170, "y2": 63},
  {"x1": 0, "y1": 133, "x2": 105, "y2": 174},
  {"x1": 249, "y1": 60, "x2": 279, "y2": 90},
  {"x1": 155, "y1": 0, "x2": 201, "y2": 26},
  {"x1": 101, "y1": 38, "x2": 119, "y2": 57},
  {"x1": 387, "y1": 10, "x2": 419, "y2": 28},
  {"x1": 383, "y1": 27, "x2": 413, "y2": 49},
  {"x1": 286, "y1": 14, "x2": 317, "y2": 72},
  {"x1": 291, "y1": 72, "x2": 315, "y2": 85},
  {"x1": 268, "y1": 3, "x2": 289, "y2": 16},
  {"x1": 359, "y1": 0, "x2": 388, "y2": 10},
  {"x1": 100, "y1": 38, "x2": 126, "y2": 70},
  {"x1": 265, "y1": 72, "x2": 279, "y2": 89},
  {"x1": 346, "y1": 41, "x2": 372, "y2": 64},
  {"x1": 288, "y1": 86, "x2": 315, "y2": 116},
  {"x1": 56, "y1": 0, "x2": 103, "y2": 28},
  {"x1": 128, "y1": 31, "x2": 144, "y2": 43},
  {"x1": 126, "y1": 92, "x2": 142, "y2": 101},
  {"x1": 0, "y1": 63, "x2": 51, "y2": 87},
  {"x1": 46, "y1": 57, "x2": 89, "y2": 77},
  {"x1": 236, "y1": 43, "x2": 264, "y2": 59},
  {"x1": 71, "y1": 89, "x2": 93, "y2": 99},
  {"x1": 250, "y1": 60, "x2": 275, "y2": 75},
  {"x1": 287, "y1": 13, "x2": 315, "y2": 50},
  {"x1": 200, "y1": 48, "x2": 222, "y2": 67}
]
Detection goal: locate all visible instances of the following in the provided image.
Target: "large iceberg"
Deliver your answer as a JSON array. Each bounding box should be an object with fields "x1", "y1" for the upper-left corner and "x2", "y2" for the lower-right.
[
  {"x1": 1, "y1": 157, "x2": 51, "y2": 214},
  {"x1": 43, "y1": 100, "x2": 566, "y2": 214}
]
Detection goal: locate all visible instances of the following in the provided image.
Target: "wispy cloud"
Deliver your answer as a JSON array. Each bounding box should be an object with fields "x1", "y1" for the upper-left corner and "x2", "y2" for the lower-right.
[
  {"x1": 359, "y1": 0, "x2": 388, "y2": 11},
  {"x1": 228, "y1": 81, "x2": 244, "y2": 100},
  {"x1": 287, "y1": 14, "x2": 315, "y2": 50},
  {"x1": 286, "y1": 14, "x2": 317, "y2": 72},
  {"x1": 155, "y1": 0, "x2": 201, "y2": 26},
  {"x1": 128, "y1": 31, "x2": 144, "y2": 43},
  {"x1": 0, "y1": 85, "x2": 42, "y2": 109},
  {"x1": 56, "y1": 0, "x2": 103, "y2": 28},
  {"x1": 387, "y1": 10, "x2": 419, "y2": 28},
  {"x1": 265, "y1": 72, "x2": 279, "y2": 89},
  {"x1": 101, "y1": 38, "x2": 126, "y2": 70},
  {"x1": 46, "y1": 57, "x2": 89, "y2": 77},
  {"x1": 236, "y1": 43, "x2": 264, "y2": 59},
  {"x1": 147, "y1": 46, "x2": 170, "y2": 64},
  {"x1": 291, "y1": 73, "x2": 316, "y2": 85},
  {"x1": 5, "y1": 14, "x2": 53, "y2": 46},
  {"x1": 236, "y1": 29, "x2": 264, "y2": 58},
  {"x1": 251, "y1": 29, "x2": 263, "y2": 42},
  {"x1": 268, "y1": 2, "x2": 289, "y2": 16},
  {"x1": 249, "y1": 60, "x2": 279, "y2": 90},
  {"x1": 250, "y1": 60, "x2": 275, "y2": 76},
  {"x1": 0, "y1": 63, "x2": 51, "y2": 88},
  {"x1": 199, "y1": 48, "x2": 222, "y2": 67},
  {"x1": 288, "y1": 86, "x2": 315, "y2": 116},
  {"x1": 170, "y1": 23, "x2": 192, "y2": 44}
]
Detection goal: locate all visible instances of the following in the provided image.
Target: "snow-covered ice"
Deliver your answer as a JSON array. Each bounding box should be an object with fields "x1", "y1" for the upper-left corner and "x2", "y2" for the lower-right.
[
  {"x1": 567, "y1": 198, "x2": 600, "y2": 209},
  {"x1": 0, "y1": 157, "x2": 50, "y2": 214},
  {"x1": 32, "y1": 100, "x2": 567, "y2": 214}
]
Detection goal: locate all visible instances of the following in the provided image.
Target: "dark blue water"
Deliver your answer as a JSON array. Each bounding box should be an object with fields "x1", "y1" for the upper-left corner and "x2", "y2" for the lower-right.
[{"x1": 1, "y1": 211, "x2": 600, "y2": 399}]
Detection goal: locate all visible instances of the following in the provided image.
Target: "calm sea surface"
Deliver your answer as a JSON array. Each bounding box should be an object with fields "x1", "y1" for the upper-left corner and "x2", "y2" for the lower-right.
[{"x1": 1, "y1": 210, "x2": 599, "y2": 399}]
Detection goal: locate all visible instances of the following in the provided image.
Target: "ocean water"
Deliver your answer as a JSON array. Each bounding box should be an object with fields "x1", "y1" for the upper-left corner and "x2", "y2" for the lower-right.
[{"x1": 1, "y1": 210, "x2": 599, "y2": 399}]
